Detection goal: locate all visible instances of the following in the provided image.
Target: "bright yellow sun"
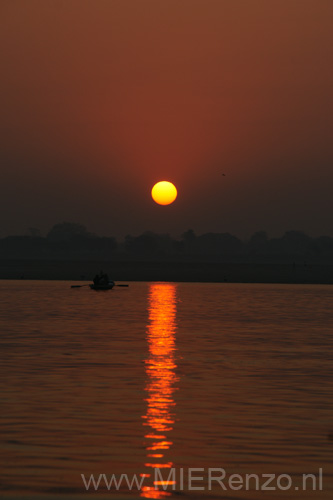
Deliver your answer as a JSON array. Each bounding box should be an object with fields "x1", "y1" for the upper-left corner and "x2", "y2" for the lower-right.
[{"x1": 151, "y1": 181, "x2": 177, "y2": 205}]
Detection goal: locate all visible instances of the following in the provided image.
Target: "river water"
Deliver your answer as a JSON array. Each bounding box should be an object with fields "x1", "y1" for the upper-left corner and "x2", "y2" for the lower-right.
[{"x1": 0, "y1": 280, "x2": 332, "y2": 499}]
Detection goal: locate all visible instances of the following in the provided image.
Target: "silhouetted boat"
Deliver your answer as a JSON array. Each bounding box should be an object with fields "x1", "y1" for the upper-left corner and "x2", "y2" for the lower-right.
[{"x1": 89, "y1": 281, "x2": 115, "y2": 290}]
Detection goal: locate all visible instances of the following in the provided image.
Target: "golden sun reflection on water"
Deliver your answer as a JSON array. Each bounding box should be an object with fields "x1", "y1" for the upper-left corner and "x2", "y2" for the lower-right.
[{"x1": 141, "y1": 283, "x2": 178, "y2": 499}]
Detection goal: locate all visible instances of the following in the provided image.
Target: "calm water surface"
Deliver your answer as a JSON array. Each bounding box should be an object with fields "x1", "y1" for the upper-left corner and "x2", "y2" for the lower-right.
[{"x1": 0, "y1": 280, "x2": 332, "y2": 499}]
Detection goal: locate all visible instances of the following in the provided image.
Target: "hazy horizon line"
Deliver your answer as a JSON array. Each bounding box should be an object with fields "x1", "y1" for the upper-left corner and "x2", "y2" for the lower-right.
[{"x1": 2, "y1": 223, "x2": 333, "y2": 243}]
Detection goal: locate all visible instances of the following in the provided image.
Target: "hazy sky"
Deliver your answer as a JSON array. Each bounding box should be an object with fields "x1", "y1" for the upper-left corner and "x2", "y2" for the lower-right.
[{"x1": 1, "y1": 0, "x2": 332, "y2": 238}]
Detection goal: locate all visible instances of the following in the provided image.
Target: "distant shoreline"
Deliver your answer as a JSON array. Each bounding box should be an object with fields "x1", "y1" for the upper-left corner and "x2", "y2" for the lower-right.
[{"x1": 0, "y1": 259, "x2": 332, "y2": 284}]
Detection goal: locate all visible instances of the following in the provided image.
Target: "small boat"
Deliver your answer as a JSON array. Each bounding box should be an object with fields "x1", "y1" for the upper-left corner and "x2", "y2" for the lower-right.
[{"x1": 89, "y1": 281, "x2": 115, "y2": 290}]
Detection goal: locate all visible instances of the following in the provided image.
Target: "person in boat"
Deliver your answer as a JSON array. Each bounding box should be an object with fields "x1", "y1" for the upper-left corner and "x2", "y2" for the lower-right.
[
  {"x1": 93, "y1": 274, "x2": 100, "y2": 285},
  {"x1": 97, "y1": 270, "x2": 109, "y2": 285}
]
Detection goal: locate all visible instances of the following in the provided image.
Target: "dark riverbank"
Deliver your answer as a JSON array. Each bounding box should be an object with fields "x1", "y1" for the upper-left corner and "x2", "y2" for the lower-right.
[{"x1": 1, "y1": 259, "x2": 333, "y2": 284}]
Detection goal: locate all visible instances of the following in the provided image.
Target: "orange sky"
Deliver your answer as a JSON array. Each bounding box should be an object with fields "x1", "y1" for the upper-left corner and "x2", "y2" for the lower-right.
[{"x1": 1, "y1": 0, "x2": 332, "y2": 238}]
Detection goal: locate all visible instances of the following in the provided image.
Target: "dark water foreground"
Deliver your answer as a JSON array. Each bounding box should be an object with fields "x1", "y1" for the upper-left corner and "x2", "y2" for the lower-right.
[
  {"x1": 0, "y1": 281, "x2": 332, "y2": 500},
  {"x1": 1, "y1": 259, "x2": 333, "y2": 284}
]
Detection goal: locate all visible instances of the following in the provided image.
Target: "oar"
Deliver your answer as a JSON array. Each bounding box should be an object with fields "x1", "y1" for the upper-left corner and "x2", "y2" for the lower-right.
[{"x1": 70, "y1": 283, "x2": 129, "y2": 288}]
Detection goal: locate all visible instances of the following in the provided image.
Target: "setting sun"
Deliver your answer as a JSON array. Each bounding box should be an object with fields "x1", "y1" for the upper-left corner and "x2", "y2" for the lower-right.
[{"x1": 151, "y1": 181, "x2": 177, "y2": 206}]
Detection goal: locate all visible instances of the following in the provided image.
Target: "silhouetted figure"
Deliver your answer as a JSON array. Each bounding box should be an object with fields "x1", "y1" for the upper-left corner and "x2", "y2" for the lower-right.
[
  {"x1": 93, "y1": 274, "x2": 100, "y2": 285},
  {"x1": 98, "y1": 270, "x2": 109, "y2": 285}
]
